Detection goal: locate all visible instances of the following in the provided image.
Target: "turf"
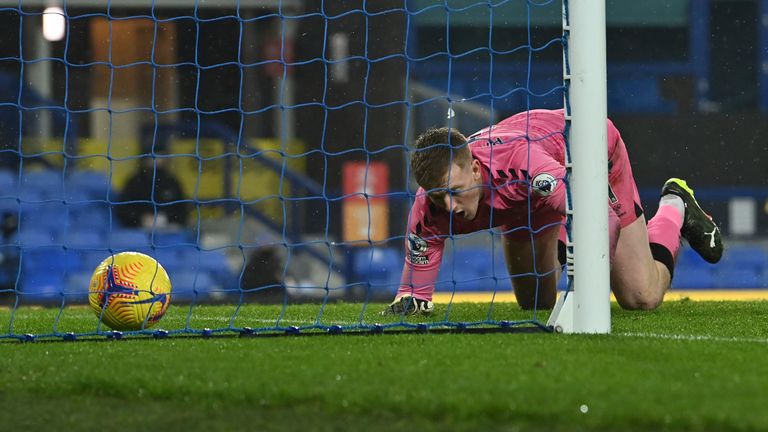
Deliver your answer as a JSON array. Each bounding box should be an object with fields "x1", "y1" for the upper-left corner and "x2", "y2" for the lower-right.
[{"x1": 1, "y1": 300, "x2": 767, "y2": 431}]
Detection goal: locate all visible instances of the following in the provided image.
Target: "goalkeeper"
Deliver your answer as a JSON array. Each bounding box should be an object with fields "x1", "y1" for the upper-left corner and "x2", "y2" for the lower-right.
[{"x1": 384, "y1": 109, "x2": 723, "y2": 314}]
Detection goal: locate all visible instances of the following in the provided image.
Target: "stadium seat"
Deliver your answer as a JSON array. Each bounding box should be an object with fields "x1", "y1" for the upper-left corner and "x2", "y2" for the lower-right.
[
  {"x1": 672, "y1": 266, "x2": 717, "y2": 289},
  {"x1": 20, "y1": 170, "x2": 64, "y2": 200},
  {"x1": 676, "y1": 246, "x2": 716, "y2": 268},
  {"x1": 352, "y1": 248, "x2": 400, "y2": 281},
  {"x1": 63, "y1": 188, "x2": 92, "y2": 203},
  {"x1": 150, "y1": 230, "x2": 191, "y2": 248},
  {"x1": 187, "y1": 248, "x2": 232, "y2": 276},
  {"x1": 153, "y1": 248, "x2": 182, "y2": 271},
  {"x1": 65, "y1": 171, "x2": 111, "y2": 200},
  {"x1": 674, "y1": 246, "x2": 721, "y2": 289},
  {"x1": 436, "y1": 250, "x2": 460, "y2": 292},
  {"x1": 0, "y1": 169, "x2": 17, "y2": 191},
  {"x1": 64, "y1": 272, "x2": 92, "y2": 303},
  {"x1": 19, "y1": 201, "x2": 69, "y2": 234},
  {"x1": 76, "y1": 250, "x2": 111, "y2": 271},
  {"x1": 719, "y1": 246, "x2": 768, "y2": 272},
  {"x1": 62, "y1": 230, "x2": 106, "y2": 249},
  {"x1": 69, "y1": 202, "x2": 112, "y2": 234},
  {"x1": 704, "y1": 246, "x2": 768, "y2": 289},
  {"x1": 170, "y1": 271, "x2": 215, "y2": 302},
  {"x1": 716, "y1": 268, "x2": 764, "y2": 289},
  {"x1": 469, "y1": 247, "x2": 509, "y2": 291},
  {"x1": 108, "y1": 229, "x2": 150, "y2": 251},
  {"x1": 22, "y1": 248, "x2": 80, "y2": 273},
  {"x1": 441, "y1": 248, "x2": 491, "y2": 291},
  {"x1": 0, "y1": 197, "x2": 19, "y2": 214},
  {"x1": 19, "y1": 273, "x2": 64, "y2": 303},
  {"x1": 350, "y1": 247, "x2": 401, "y2": 296},
  {"x1": 13, "y1": 230, "x2": 56, "y2": 247},
  {"x1": 608, "y1": 78, "x2": 676, "y2": 113}
]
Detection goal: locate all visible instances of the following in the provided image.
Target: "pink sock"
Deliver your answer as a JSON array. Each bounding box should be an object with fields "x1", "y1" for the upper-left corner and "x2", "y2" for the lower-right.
[{"x1": 647, "y1": 204, "x2": 683, "y2": 271}]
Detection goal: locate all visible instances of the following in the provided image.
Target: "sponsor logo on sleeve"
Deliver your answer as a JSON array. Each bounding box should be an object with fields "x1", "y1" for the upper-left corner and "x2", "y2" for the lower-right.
[
  {"x1": 407, "y1": 233, "x2": 430, "y2": 265},
  {"x1": 608, "y1": 184, "x2": 619, "y2": 204},
  {"x1": 532, "y1": 173, "x2": 557, "y2": 196}
]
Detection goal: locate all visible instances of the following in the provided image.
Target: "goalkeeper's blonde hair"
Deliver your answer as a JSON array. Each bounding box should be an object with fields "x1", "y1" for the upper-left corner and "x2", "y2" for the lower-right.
[{"x1": 410, "y1": 127, "x2": 470, "y2": 191}]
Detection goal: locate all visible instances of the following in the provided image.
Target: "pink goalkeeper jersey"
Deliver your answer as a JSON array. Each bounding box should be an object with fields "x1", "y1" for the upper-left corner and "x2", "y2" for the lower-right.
[{"x1": 399, "y1": 109, "x2": 622, "y2": 301}]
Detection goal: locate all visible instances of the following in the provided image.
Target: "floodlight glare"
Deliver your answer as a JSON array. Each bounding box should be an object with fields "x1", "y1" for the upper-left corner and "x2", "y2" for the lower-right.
[{"x1": 43, "y1": 7, "x2": 65, "y2": 42}]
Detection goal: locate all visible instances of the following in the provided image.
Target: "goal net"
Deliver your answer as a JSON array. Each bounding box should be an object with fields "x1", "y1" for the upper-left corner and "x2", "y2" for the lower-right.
[{"x1": 0, "y1": 0, "x2": 606, "y2": 340}]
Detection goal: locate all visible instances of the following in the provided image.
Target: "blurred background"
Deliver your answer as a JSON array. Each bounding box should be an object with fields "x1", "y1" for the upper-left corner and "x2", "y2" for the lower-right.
[{"x1": 0, "y1": 0, "x2": 765, "y2": 304}]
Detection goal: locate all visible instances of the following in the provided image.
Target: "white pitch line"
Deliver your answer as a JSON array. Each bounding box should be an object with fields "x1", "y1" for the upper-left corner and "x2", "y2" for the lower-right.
[
  {"x1": 616, "y1": 332, "x2": 768, "y2": 345},
  {"x1": 189, "y1": 316, "x2": 363, "y2": 326}
]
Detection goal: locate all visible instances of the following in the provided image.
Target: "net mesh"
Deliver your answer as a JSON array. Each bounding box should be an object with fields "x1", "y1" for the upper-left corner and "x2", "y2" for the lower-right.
[{"x1": 0, "y1": 0, "x2": 566, "y2": 340}]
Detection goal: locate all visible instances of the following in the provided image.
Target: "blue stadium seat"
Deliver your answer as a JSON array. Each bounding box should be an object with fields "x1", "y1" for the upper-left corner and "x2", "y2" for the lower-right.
[
  {"x1": 20, "y1": 273, "x2": 64, "y2": 303},
  {"x1": 0, "y1": 245, "x2": 19, "y2": 286},
  {"x1": 22, "y1": 248, "x2": 80, "y2": 273},
  {"x1": 69, "y1": 202, "x2": 111, "y2": 234},
  {"x1": 20, "y1": 170, "x2": 64, "y2": 200},
  {"x1": 716, "y1": 268, "x2": 765, "y2": 289},
  {"x1": 0, "y1": 197, "x2": 19, "y2": 214},
  {"x1": 470, "y1": 247, "x2": 509, "y2": 291},
  {"x1": 704, "y1": 246, "x2": 768, "y2": 289},
  {"x1": 184, "y1": 248, "x2": 231, "y2": 276},
  {"x1": 171, "y1": 271, "x2": 215, "y2": 302},
  {"x1": 436, "y1": 250, "x2": 459, "y2": 292},
  {"x1": 348, "y1": 247, "x2": 401, "y2": 297},
  {"x1": 65, "y1": 171, "x2": 111, "y2": 200},
  {"x1": 491, "y1": 248, "x2": 514, "y2": 290},
  {"x1": 719, "y1": 246, "x2": 768, "y2": 271},
  {"x1": 108, "y1": 229, "x2": 150, "y2": 251},
  {"x1": 672, "y1": 266, "x2": 717, "y2": 289},
  {"x1": 13, "y1": 230, "x2": 56, "y2": 247},
  {"x1": 677, "y1": 246, "x2": 716, "y2": 268},
  {"x1": 64, "y1": 272, "x2": 92, "y2": 302},
  {"x1": 63, "y1": 188, "x2": 92, "y2": 203},
  {"x1": 438, "y1": 248, "x2": 492, "y2": 292},
  {"x1": 608, "y1": 78, "x2": 676, "y2": 113},
  {"x1": 62, "y1": 230, "x2": 105, "y2": 249},
  {"x1": 153, "y1": 248, "x2": 182, "y2": 272},
  {"x1": 19, "y1": 201, "x2": 69, "y2": 234},
  {"x1": 151, "y1": 230, "x2": 191, "y2": 248},
  {"x1": 352, "y1": 248, "x2": 401, "y2": 282},
  {"x1": 675, "y1": 246, "x2": 720, "y2": 289},
  {"x1": 0, "y1": 169, "x2": 17, "y2": 192},
  {"x1": 76, "y1": 250, "x2": 110, "y2": 271}
]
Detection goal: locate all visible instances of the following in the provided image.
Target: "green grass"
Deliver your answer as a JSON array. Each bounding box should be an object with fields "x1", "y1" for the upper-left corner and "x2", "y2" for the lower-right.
[{"x1": 1, "y1": 300, "x2": 767, "y2": 431}]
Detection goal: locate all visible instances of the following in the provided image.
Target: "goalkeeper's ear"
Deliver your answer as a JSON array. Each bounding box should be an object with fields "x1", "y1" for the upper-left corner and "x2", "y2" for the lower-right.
[{"x1": 471, "y1": 158, "x2": 482, "y2": 182}]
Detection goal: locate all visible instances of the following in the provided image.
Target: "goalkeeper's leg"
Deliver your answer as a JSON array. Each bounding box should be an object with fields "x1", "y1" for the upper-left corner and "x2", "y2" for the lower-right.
[
  {"x1": 607, "y1": 132, "x2": 684, "y2": 309},
  {"x1": 502, "y1": 224, "x2": 560, "y2": 310},
  {"x1": 611, "y1": 215, "x2": 675, "y2": 310}
]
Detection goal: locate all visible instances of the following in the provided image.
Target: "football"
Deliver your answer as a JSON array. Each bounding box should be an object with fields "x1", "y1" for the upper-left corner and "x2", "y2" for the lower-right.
[{"x1": 88, "y1": 252, "x2": 172, "y2": 331}]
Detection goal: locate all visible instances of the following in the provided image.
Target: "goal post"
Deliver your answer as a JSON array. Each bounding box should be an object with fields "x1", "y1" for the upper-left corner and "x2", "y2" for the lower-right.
[{"x1": 548, "y1": 0, "x2": 611, "y2": 334}]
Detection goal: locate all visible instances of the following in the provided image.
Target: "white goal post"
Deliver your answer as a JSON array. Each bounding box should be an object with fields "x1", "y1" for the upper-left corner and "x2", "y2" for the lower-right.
[{"x1": 548, "y1": 0, "x2": 611, "y2": 334}]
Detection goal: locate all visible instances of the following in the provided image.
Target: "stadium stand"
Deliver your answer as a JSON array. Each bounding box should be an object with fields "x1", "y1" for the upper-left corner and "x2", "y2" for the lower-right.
[
  {"x1": 349, "y1": 243, "x2": 768, "y2": 296},
  {"x1": 1, "y1": 168, "x2": 237, "y2": 303}
]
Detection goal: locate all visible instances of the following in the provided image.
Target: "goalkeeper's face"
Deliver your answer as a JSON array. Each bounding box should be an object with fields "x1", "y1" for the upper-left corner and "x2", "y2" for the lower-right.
[{"x1": 428, "y1": 159, "x2": 483, "y2": 221}]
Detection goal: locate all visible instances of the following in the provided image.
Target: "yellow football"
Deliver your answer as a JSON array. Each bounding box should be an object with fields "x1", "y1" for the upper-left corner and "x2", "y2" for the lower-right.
[{"x1": 88, "y1": 252, "x2": 172, "y2": 331}]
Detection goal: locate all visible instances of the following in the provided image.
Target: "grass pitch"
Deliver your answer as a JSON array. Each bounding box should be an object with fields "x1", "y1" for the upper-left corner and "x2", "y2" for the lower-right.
[{"x1": 1, "y1": 300, "x2": 767, "y2": 431}]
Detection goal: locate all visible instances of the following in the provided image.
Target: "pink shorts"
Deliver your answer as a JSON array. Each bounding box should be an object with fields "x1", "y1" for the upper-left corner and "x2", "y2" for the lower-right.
[{"x1": 607, "y1": 128, "x2": 643, "y2": 229}]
